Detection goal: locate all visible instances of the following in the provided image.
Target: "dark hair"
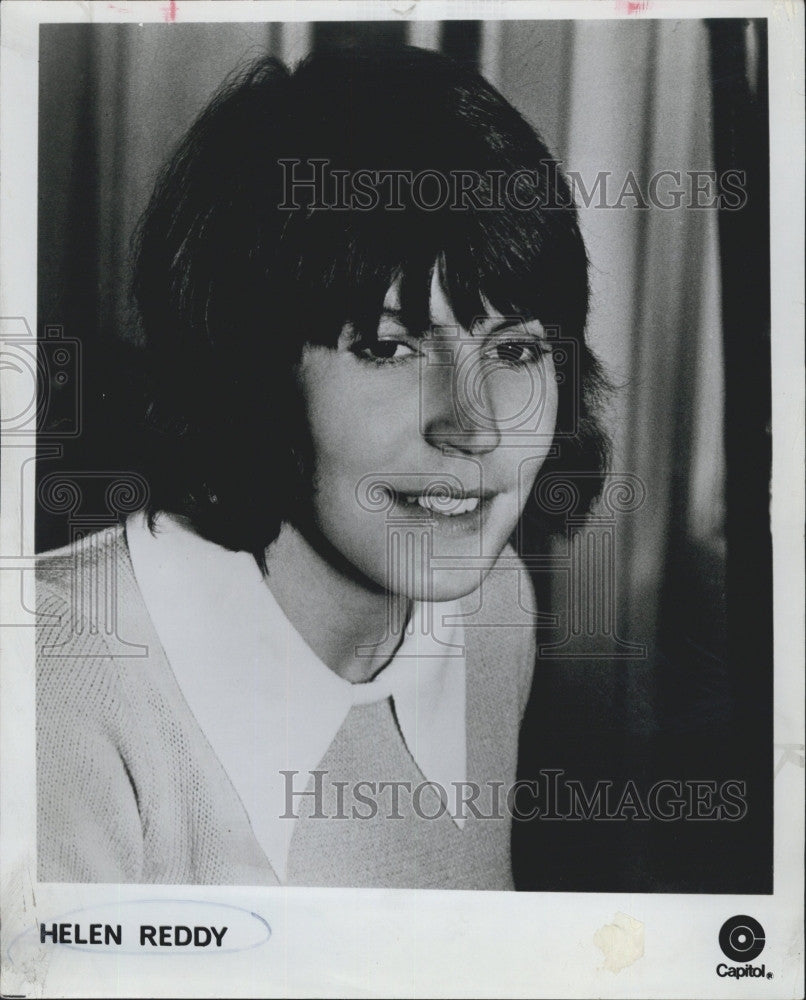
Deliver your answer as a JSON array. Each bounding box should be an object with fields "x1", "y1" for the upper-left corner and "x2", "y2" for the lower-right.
[{"x1": 131, "y1": 44, "x2": 609, "y2": 567}]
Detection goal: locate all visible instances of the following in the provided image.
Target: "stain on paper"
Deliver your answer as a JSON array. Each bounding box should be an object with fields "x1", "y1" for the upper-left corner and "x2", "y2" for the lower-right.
[
  {"x1": 615, "y1": 0, "x2": 650, "y2": 13},
  {"x1": 1, "y1": 861, "x2": 54, "y2": 996},
  {"x1": 594, "y1": 911, "x2": 645, "y2": 973},
  {"x1": 774, "y1": 743, "x2": 805, "y2": 776}
]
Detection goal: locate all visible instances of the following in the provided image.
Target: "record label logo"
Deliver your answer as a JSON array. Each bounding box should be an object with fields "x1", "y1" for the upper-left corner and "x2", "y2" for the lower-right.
[
  {"x1": 719, "y1": 915, "x2": 765, "y2": 962},
  {"x1": 715, "y1": 915, "x2": 773, "y2": 980}
]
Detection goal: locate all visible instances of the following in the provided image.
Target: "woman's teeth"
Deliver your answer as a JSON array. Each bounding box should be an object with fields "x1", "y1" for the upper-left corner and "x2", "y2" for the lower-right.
[{"x1": 401, "y1": 494, "x2": 481, "y2": 515}]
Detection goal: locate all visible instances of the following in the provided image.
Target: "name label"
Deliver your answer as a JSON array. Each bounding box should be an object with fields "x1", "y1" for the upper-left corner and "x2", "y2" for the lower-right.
[{"x1": 39, "y1": 923, "x2": 228, "y2": 948}]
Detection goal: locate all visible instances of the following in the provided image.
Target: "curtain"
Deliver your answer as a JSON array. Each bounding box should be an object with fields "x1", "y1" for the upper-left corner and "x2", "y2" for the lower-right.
[{"x1": 496, "y1": 18, "x2": 729, "y2": 740}]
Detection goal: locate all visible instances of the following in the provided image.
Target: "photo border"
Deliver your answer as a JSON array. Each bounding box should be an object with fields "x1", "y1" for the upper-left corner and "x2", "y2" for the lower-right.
[{"x1": 1, "y1": 2, "x2": 803, "y2": 997}]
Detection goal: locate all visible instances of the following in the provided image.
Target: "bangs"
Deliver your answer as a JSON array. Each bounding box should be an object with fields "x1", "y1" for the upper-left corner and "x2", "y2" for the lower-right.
[
  {"x1": 281, "y1": 190, "x2": 588, "y2": 345},
  {"x1": 134, "y1": 46, "x2": 588, "y2": 358},
  {"x1": 261, "y1": 44, "x2": 589, "y2": 346}
]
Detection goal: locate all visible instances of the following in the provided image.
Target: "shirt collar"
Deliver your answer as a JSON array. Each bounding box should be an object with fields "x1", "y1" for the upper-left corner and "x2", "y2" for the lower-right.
[{"x1": 125, "y1": 512, "x2": 467, "y2": 883}]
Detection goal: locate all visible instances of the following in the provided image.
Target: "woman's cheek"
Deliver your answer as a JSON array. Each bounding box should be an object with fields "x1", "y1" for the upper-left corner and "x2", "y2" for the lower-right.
[{"x1": 300, "y1": 347, "x2": 419, "y2": 469}]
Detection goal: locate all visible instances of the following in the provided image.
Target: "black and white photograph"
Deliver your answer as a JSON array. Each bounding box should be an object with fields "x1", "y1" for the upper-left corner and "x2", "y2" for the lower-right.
[{"x1": 0, "y1": 1, "x2": 803, "y2": 997}]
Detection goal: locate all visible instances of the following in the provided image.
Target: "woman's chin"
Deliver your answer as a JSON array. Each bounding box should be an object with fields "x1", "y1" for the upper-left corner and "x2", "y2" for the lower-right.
[{"x1": 377, "y1": 563, "x2": 500, "y2": 604}]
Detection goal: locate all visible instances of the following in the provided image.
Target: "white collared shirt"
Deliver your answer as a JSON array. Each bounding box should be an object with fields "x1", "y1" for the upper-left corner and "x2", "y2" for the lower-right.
[{"x1": 125, "y1": 511, "x2": 468, "y2": 883}]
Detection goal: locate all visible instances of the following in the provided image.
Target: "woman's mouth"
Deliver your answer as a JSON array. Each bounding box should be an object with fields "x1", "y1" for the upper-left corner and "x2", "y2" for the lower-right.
[
  {"x1": 398, "y1": 492, "x2": 480, "y2": 516},
  {"x1": 383, "y1": 487, "x2": 499, "y2": 535}
]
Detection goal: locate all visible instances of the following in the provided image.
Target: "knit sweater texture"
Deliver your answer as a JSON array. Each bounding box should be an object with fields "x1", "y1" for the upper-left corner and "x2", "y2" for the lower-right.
[{"x1": 36, "y1": 526, "x2": 536, "y2": 888}]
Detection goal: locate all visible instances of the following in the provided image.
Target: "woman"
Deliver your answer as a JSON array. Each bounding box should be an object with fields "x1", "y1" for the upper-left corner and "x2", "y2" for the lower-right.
[{"x1": 36, "y1": 45, "x2": 608, "y2": 888}]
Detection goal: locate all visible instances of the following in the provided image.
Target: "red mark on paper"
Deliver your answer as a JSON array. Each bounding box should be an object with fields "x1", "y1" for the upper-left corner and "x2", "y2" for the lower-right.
[
  {"x1": 107, "y1": 3, "x2": 131, "y2": 10},
  {"x1": 161, "y1": 0, "x2": 178, "y2": 21},
  {"x1": 616, "y1": 0, "x2": 649, "y2": 13}
]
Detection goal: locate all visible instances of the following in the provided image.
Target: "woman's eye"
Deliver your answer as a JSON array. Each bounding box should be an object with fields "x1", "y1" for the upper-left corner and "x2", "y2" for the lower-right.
[
  {"x1": 485, "y1": 340, "x2": 548, "y2": 365},
  {"x1": 356, "y1": 339, "x2": 418, "y2": 364}
]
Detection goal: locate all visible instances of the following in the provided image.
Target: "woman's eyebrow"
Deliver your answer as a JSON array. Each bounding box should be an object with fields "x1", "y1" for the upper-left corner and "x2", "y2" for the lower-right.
[
  {"x1": 418, "y1": 316, "x2": 546, "y2": 337},
  {"x1": 483, "y1": 317, "x2": 546, "y2": 337}
]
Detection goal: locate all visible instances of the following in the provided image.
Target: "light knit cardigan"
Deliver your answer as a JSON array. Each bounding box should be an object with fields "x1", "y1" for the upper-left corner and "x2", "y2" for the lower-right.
[{"x1": 36, "y1": 526, "x2": 536, "y2": 888}]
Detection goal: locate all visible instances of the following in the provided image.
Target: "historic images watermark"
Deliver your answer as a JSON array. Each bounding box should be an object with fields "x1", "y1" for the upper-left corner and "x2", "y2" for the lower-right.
[
  {"x1": 0, "y1": 316, "x2": 151, "y2": 650},
  {"x1": 351, "y1": 317, "x2": 648, "y2": 661},
  {"x1": 280, "y1": 769, "x2": 748, "y2": 822},
  {"x1": 279, "y1": 159, "x2": 748, "y2": 212}
]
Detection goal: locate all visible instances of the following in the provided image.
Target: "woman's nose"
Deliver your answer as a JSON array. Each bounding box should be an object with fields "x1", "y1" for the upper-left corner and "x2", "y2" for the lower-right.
[{"x1": 419, "y1": 347, "x2": 502, "y2": 456}]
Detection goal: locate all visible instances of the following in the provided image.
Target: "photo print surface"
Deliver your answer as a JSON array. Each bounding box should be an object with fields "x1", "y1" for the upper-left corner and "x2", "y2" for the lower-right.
[
  {"x1": 3, "y1": 5, "x2": 802, "y2": 998},
  {"x1": 32, "y1": 16, "x2": 772, "y2": 893}
]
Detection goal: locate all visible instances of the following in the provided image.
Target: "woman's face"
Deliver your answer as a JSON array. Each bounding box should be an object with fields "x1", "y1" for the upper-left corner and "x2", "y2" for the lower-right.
[{"x1": 297, "y1": 270, "x2": 559, "y2": 601}]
